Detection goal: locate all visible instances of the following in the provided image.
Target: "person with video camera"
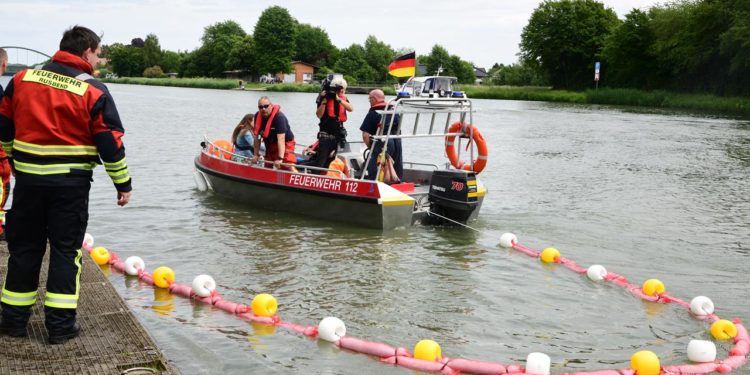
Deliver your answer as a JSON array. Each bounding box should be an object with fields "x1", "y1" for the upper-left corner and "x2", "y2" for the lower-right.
[{"x1": 302, "y1": 75, "x2": 352, "y2": 174}]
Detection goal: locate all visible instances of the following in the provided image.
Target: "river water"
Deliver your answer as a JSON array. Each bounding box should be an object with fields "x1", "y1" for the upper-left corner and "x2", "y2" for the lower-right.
[{"x1": 2, "y1": 77, "x2": 749, "y2": 374}]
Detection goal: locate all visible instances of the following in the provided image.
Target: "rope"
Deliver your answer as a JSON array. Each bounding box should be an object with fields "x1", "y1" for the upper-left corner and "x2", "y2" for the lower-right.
[{"x1": 425, "y1": 210, "x2": 481, "y2": 232}]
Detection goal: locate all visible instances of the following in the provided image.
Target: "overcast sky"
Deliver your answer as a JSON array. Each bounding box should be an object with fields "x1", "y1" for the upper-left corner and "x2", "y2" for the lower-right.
[{"x1": 3, "y1": 0, "x2": 662, "y2": 68}]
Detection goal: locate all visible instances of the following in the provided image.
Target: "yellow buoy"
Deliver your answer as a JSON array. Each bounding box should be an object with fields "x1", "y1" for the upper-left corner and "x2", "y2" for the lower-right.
[
  {"x1": 642, "y1": 279, "x2": 665, "y2": 296},
  {"x1": 631, "y1": 350, "x2": 660, "y2": 375},
  {"x1": 540, "y1": 247, "x2": 560, "y2": 263},
  {"x1": 251, "y1": 293, "x2": 278, "y2": 317},
  {"x1": 152, "y1": 266, "x2": 175, "y2": 288},
  {"x1": 414, "y1": 339, "x2": 442, "y2": 362},
  {"x1": 710, "y1": 319, "x2": 738, "y2": 340},
  {"x1": 90, "y1": 247, "x2": 110, "y2": 265}
]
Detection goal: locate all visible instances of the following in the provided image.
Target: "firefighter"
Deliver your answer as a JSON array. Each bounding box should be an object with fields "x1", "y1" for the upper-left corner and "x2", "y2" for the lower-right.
[{"x1": 0, "y1": 26, "x2": 132, "y2": 344}]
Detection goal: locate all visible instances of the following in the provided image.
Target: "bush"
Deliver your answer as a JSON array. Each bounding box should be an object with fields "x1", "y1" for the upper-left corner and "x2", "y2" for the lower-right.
[{"x1": 143, "y1": 66, "x2": 165, "y2": 78}]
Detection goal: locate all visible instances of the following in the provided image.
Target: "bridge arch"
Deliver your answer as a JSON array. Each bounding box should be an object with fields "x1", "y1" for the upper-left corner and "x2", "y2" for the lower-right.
[
  {"x1": 0, "y1": 46, "x2": 52, "y2": 59},
  {"x1": 0, "y1": 46, "x2": 52, "y2": 76}
]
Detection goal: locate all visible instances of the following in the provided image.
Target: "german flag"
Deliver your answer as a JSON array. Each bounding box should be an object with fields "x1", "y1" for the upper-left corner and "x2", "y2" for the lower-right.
[{"x1": 388, "y1": 51, "x2": 416, "y2": 77}]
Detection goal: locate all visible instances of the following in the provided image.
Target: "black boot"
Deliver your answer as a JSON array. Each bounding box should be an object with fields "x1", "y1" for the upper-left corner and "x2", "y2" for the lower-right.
[
  {"x1": 0, "y1": 304, "x2": 30, "y2": 337},
  {"x1": 48, "y1": 321, "x2": 80, "y2": 344}
]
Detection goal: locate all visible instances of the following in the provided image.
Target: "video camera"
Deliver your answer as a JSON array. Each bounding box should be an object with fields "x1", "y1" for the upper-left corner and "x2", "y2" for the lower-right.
[{"x1": 321, "y1": 73, "x2": 344, "y2": 99}]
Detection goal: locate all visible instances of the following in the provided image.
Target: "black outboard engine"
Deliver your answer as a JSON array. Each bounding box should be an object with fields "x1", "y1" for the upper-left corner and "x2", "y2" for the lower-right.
[{"x1": 426, "y1": 170, "x2": 479, "y2": 225}]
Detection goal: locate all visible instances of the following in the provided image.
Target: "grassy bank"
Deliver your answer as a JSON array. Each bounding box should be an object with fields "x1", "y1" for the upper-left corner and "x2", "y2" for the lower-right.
[{"x1": 102, "y1": 77, "x2": 749, "y2": 115}]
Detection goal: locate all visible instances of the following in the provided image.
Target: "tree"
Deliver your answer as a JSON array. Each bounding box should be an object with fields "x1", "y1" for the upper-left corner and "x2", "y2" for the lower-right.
[
  {"x1": 227, "y1": 35, "x2": 256, "y2": 73},
  {"x1": 719, "y1": 0, "x2": 750, "y2": 95},
  {"x1": 490, "y1": 62, "x2": 548, "y2": 86},
  {"x1": 253, "y1": 6, "x2": 297, "y2": 74},
  {"x1": 448, "y1": 55, "x2": 476, "y2": 84},
  {"x1": 334, "y1": 44, "x2": 376, "y2": 83},
  {"x1": 421, "y1": 45, "x2": 451, "y2": 76},
  {"x1": 105, "y1": 43, "x2": 145, "y2": 77},
  {"x1": 160, "y1": 50, "x2": 182, "y2": 74},
  {"x1": 520, "y1": 0, "x2": 620, "y2": 90},
  {"x1": 601, "y1": 9, "x2": 659, "y2": 89},
  {"x1": 294, "y1": 23, "x2": 336, "y2": 67},
  {"x1": 143, "y1": 33, "x2": 162, "y2": 68},
  {"x1": 199, "y1": 20, "x2": 247, "y2": 77},
  {"x1": 364, "y1": 36, "x2": 394, "y2": 82}
]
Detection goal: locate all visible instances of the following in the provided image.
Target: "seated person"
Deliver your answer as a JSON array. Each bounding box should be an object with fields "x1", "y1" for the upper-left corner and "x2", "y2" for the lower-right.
[
  {"x1": 360, "y1": 89, "x2": 403, "y2": 182},
  {"x1": 251, "y1": 96, "x2": 297, "y2": 171},
  {"x1": 325, "y1": 155, "x2": 351, "y2": 178},
  {"x1": 231, "y1": 113, "x2": 264, "y2": 160}
]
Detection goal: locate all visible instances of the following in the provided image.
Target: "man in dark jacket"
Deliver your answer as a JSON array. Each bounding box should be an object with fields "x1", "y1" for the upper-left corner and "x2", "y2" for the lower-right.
[{"x1": 0, "y1": 26, "x2": 132, "y2": 344}]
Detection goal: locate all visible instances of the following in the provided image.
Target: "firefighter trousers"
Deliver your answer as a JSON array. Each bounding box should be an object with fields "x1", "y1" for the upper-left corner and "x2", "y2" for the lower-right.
[{"x1": 0, "y1": 183, "x2": 89, "y2": 332}]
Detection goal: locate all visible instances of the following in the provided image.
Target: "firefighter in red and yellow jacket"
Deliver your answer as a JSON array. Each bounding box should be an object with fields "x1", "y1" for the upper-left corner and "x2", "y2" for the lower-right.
[{"x1": 0, "y1": 26, "x2": 132, "y2": 345}]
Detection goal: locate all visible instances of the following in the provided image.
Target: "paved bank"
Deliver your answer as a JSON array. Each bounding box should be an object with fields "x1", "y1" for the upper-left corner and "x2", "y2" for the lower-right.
[{"x1": 0, "y1": 243, "x2": 177, "y2": 375}]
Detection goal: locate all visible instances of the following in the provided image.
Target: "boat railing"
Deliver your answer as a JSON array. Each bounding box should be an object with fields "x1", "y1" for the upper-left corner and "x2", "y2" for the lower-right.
[
  {"x1": 201, "y1": 137, "x2": 349, "y2": 178},
  {"x1": 360, "y1": 97, "x2": 476, "y2": 181}
]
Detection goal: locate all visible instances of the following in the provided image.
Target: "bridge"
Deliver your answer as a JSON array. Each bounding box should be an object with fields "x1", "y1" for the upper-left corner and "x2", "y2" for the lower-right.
[{"x1": 1, "y1": 46, "x2": 52, "y2": 76}]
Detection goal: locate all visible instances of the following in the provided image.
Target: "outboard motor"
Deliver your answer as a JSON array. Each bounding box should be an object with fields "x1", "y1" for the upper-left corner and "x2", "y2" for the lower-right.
[{"x1": 426, "y1": 170, "x2": 479, "y2": 225}]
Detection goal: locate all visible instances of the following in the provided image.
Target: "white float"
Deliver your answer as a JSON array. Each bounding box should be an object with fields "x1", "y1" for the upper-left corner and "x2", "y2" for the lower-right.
[
  {"x1": 526, "y1": 352, "x2": 551, "y2": 375},
  {"x1": 82, "y1": 233, "x2": 95, "y2": 250},
  {"x1": 689, "y1": 296, "x2": 714, "y2": 316},
  {"x1": 318, "y1": 317, "x2": 346, "y2": 343},
  {"x1": 193, "y1": 170, "x2": 208, "y2": 192},
  {"x1": 687, "y1": 339, "x2": 717, "y2": 362},
  {"x1": 124, "y1": 256, "x2": 145, "y2": 276},
  {"x1": 499, "y1": 233, "x2": 518, "y2": 248},
  {"x1": 586, "y1": 265, "x2": 608, "y2": 281},
  {"x1": 192, "y1": 274, "x2": 217, "y2": 297}
]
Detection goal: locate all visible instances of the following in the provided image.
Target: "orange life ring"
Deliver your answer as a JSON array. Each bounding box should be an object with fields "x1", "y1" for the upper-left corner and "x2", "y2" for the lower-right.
[{"x1": 445, "y1": 122, "x2": 488, "y2": 173}]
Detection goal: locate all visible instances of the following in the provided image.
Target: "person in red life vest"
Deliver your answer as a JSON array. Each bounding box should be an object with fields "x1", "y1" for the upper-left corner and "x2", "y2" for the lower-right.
[
  {"x1": 0, "y1": 26, "x2": 132, "y2": 344},
  {"x1": 300, "y1": 76, "x2": 353, "y2": 174},
  {"x1": 0, "y1": 48, "x2": 11, "y2": 240},
  {"x1": 251, "y1": 96, "x2": 297, "y2": 171}
]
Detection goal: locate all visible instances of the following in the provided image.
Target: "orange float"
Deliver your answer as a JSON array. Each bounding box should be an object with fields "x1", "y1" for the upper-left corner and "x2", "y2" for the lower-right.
[{"x1": 208, "y1": 139, "x2": 234, "y2": 160}]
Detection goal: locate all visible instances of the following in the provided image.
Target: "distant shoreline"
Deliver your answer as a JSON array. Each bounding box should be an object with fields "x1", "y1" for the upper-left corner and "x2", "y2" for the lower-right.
[{"x1": 101, "y1": 77, "x2": 750, "y2": 116}]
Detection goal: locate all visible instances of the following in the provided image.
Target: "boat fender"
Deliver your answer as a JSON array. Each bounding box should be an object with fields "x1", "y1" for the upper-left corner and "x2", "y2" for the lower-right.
[
  {"x1": 193, "y1": 170, "x2": 208, "y2": 192},
  {"x1": 445, "y1": 122, "x2": 488, "y2": 174},
  {"x1": 526, "y1": 352, "x2": 551, "y2": 375},
  {"x1": 687, "y1": 340, "x2": 717, "y2": 362},
  {"x1": 499, "y1": 232, "x2": 518, "y2": 248}
]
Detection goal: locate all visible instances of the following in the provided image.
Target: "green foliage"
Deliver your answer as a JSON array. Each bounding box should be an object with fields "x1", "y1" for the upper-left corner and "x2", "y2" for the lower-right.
[
  {"x1": 421, "y1": 45, "x2": 451, "y2": 76},
  {"x1": 295, "y1": 23, "x2": 336, "y2": 67},
  {"x1": 197, "y1": 20, "x2": 247, "y2": 77},
  {"x1": 363, "y1": 36, "x2": 394, "y2": 83},
  {"x1": 265, "y1": 83, "x2": 320, "y2": 92},
  {"x1": 105, "y1": 43, "x2": 145, "y2": 77},
  {"x1": 160, "y1": 51, "x2": 182, "y2": 73},
  {"x1": 254, "y1": 6, "x2": 297, "y2": 74},
  {"x1": 102, "y1": 77, "x2": 240, "y2": 90},
  {"x1": 143, "y1": 34, "x2": 162, "y2": 68},
  {"x1": 227, "y1": 35, "x2": 256, "y2": 72},
  {"x1": 520, "y1": 0, "x2": 620, "y2": 90},
  {"x1": 601, "y1": 9, "x2": 658, "y2": 89},
  {"x1": 143, "y1": 66, "x2": 165, "y2": 78},
  {"x1": 334, "y1": 44, "x2": 376, "y2": 82},
  {"x1": 489, "y1": 62, "x2": 548, "y2": 86}
]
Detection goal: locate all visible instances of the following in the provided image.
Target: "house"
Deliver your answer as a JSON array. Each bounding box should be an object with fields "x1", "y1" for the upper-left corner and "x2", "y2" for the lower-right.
[
  {"x1": 276, "y1": 61, "x2": 316, "y2": 84},
  {"x1": 474, "y1": 67, "x2": 489, "y2": 85}
]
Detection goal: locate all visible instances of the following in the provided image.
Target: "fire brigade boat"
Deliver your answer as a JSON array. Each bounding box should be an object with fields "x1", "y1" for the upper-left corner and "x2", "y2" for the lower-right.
[{"x1": 193, "y1": 97, "x2": 488, "y2": 230}]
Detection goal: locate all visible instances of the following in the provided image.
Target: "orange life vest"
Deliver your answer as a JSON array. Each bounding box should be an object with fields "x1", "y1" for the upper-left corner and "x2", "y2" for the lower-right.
[{"x1": 254, "y1": 104, "x2": 280, "y2": 139}]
